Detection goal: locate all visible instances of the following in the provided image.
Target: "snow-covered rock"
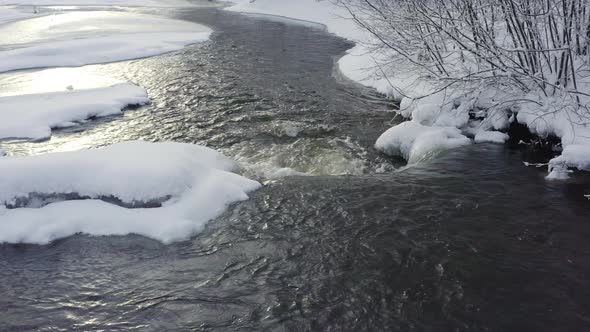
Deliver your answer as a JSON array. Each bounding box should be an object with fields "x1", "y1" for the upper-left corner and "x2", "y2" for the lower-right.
[
  {"x1": 0, "y1": 11, "x2": 212, "y2": 73},
  {"x1": 375, "y1": 121, "x2": 471, "y2": 164},
  {"x1": 0, "y1": 141, "x2": 261, "y2": 244},
  {"x1": 474, "y1": 131, "x2": 509, "y2": 144},
  {"x1": 0, "y1": 83, "x2": 149, "y2": 140}
]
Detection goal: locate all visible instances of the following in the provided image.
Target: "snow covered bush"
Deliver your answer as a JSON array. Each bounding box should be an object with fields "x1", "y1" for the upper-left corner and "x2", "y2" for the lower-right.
[
  {"x1": 338, "y1": 0, "x2": 590, "y2": 104},
  {"x1": 338, "y1": 0, "x2": 590, "y2": 177}
]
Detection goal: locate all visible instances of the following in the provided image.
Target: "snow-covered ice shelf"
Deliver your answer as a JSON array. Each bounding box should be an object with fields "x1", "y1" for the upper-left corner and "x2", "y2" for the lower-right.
[
  {"x1": 0, "y1": 11, "x2": 212, "y2": 73},
  {"x1": 0, "y1": 141, "x2": 261, "y2": 244},
  {"x1": 0, "y1": 83, "x2": 149, "y2": 140}
]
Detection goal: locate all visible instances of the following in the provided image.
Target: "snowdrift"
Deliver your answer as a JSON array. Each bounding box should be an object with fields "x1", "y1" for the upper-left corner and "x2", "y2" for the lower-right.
[
  {"x1": 0, "y1": 141, "x2": 261, "y2": 244},
  {"x1": 375, "y1": 121, "x2": 471, "y2": 164}
]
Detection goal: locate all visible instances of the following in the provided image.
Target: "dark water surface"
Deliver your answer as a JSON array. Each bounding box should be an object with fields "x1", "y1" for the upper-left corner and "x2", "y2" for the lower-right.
[{"x1": 1, "y1": 5, "x2": 590, "y2": 332}]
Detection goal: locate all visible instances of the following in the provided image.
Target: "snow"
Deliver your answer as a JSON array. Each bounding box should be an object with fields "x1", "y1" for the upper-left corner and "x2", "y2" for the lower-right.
[
  {"x1": 226, "y1": 0, "x2": 364, "y2": 39},
  {"x1": 514, "y1": 97, "x2": 590, "y2": 179},
  {"x1": 0, "y1": 7, "x2": 37, "y2": 25},
  {"x1": 547, "y1": 145, "x2": 590, "y2": 180},
  {"x1": 0, "y1": 66, "x2": 127, "y2": 97},
  {"x1": 474, "y1": 131, "x2": 509, "y2": 144},
  {"x1": 375, "y1": 121, "x2": 471, "y2": 164},
  {"x1": 0, "y1": 0, "x2": 195, "y2": 7},
  {"x1": 0, "y1": 141, "x2": 261, "y2": 244},
  {"x1": 0, "y1": 11, "x2": 212, "y2": 73},
  {"x1": 0, "y1": 83, "x2": 149, "y2": 140}
]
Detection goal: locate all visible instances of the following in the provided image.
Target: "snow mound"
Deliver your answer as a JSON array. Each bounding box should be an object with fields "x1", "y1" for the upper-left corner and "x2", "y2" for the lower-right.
[
  {"x1": 547, "y1": 145, "x2": 590, "y2": 180},
  {"x1": 0, "y1": 83, "x2": 149, "y2": 140},
  {"x1": 515, "y1": 98, "x2": 590, "y2": 179},
  {"x1": 474, "y1": 131, "x2": 509, "y2": 144},
  {"x1": 375, "y1": 121, "x2": 471, "y2": 164},
  {"x1": 0, "y1": 141, "x2": 261, "y2": 244},
  {"x1": 0, "y1": 11, "x2": 212, "y2": 73}
]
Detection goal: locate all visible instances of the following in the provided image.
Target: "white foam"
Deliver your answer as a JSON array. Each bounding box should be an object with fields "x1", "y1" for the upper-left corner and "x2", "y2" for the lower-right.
[{"x1": 227, "y1": 137, "x2": 367, "y2": 179}]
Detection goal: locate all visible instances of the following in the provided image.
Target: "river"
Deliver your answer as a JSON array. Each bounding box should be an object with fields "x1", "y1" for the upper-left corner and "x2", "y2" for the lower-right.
[{"x1": 1, "y1": 5, "x2": 589, "y2": 331}]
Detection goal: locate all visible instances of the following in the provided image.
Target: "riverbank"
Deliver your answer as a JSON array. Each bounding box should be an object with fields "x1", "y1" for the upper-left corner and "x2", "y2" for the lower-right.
[{"x1": 0, "y1": 5, "x2": 589, "y2": 331}]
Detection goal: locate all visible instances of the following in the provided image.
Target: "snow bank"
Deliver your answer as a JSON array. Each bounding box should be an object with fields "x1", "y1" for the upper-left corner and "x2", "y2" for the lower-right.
[
  {"x1": 514, "y1": 98, "x2": 590, "y2": 179},
  {"x1": 0, "y1": 11, "x2": 212, "y2": 73},
  {"x1": 226, "y1": 0, "x2": 364, "y2": 39},
  {"x1": 0, "y1": 0, "x2": 195, "y2": 7},
  {"x1": 226, "y1": 1, "x2": 590, "y2": 176},
  {"x1": 0, "y1": 83, "x2": 148, "y2": 140},
  {"x1": 0, "y1": 7, "x2": 37, "y2": 25},
  {"x1": 547, "y1": 145, "x2": 590, "y2": 180},
  {"x1": 0, "y1": 141, "x2": 261, "y2": 244},
  {"x1": 375, "y1": 121, "x2": 471, "y2": 164},
  {"x1": 227, "y1": 0, "x2": 590, "y2": 176}
]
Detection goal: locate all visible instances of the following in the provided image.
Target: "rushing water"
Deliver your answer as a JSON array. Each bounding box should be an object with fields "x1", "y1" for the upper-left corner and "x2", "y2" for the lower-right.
[{"x1": 1, "y1": 5, "x2": 590, "y2": 332}]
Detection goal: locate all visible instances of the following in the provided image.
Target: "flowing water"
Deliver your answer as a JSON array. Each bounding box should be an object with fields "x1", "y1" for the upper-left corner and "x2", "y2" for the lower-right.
[{"x1": 1, "y1": 5, "x2": 590, "y2": 332}]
